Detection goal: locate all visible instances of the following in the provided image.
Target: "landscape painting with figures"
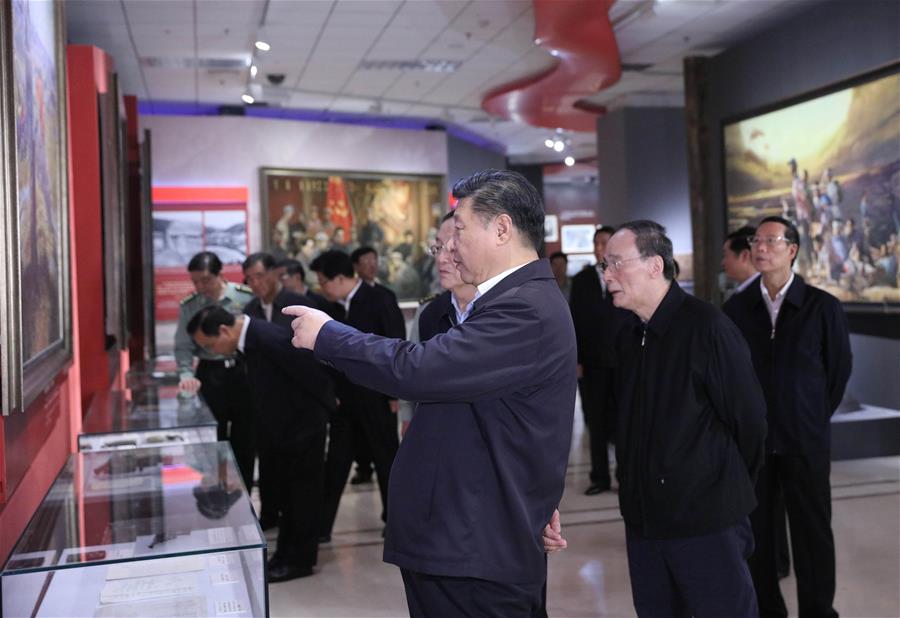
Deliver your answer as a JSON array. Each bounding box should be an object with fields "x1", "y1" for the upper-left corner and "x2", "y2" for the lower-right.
[
  {"x1": 724, "y1": 66, "x2": 900, "y2": 306},
  {"x1": 261, "y1": 169, "x2": 445, "y2": 301}
]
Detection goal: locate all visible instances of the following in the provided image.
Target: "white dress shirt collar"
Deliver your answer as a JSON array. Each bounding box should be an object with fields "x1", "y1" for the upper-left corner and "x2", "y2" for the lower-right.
[
  {"x1": 736, "y1": 271, "x2": 760, "y2": 294},
  {"x1": 761, "y1": 272, "x2": 794, "y2": 328},
  {"x1": 475, "y1": 260, "x2": 533, "y2": 300},
  {"x1": 340, "y1": 278, "x2": 364, "y2": 313},
  {"x1": 237, "y1": 315, "x2": 251, "y2": 353}
]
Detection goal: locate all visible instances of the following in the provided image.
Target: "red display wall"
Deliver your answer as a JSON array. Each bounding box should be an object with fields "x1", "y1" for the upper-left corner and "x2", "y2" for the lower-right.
[{"x1": 0, "y1": 45, "x2": 130, "y2": 563}]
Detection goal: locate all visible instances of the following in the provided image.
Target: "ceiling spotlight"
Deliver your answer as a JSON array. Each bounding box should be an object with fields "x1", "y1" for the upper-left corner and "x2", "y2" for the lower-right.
[
  {"x1": 255, "y1": 40, "x2": 270, "y2": 51},
  {"x1": 534, "y1": 38, "x2": 542, "y2": 45},
  {"x1": 553, "y1": 140, "x2": 565, "y2": 152},
  {"x1": 564, "y1": 156, "x2": 575, "y2": 167},
  {"x1": 250, "y1": 65, "x2": 258, "y2": 77},
  {"x1": 241, "y1": 93, "x2": 255, "y2": 104},
  {"x1": 550, "y1": 49, "x2": 560, "y2": 57},
  {"x1": 544, "y1": 139, "x2": 555, "y2": 148}
]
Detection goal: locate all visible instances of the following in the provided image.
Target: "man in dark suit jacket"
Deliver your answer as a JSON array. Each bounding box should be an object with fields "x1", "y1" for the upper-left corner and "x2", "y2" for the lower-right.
[
  {"x1": 309, "y1": 249, "x2": 406, "y2": 542},
  {"x1": 188, "y1": 306, "x2": 335, "y2": 583},
  {"x1": 569, "y1": 225, "x2": 630, "y2": 495},
  {"x1": 724, "y1": 216, "x2": 851, "y2": 618},
  {"x1": 277, "y1": 258, "x2": 343, "y2": 318},
  {"x1": 243, "y1": 252, "x2": 319, "y2": 527},
  {"x1": 286, "y1": 170, "x2": 577, "y2": 616}
]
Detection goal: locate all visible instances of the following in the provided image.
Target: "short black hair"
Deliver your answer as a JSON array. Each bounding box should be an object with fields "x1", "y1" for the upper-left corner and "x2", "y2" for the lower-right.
[
  {"x1": 187, "y1": 251, "x2": 222, "y2": 275},
  {"x1": 549, "y1": 251, "x2": 567, "y2": 262},
  {"x1": 186, "y1": 305, "x2": 235, "y2": 337},
  {"x1": 350, "y1": 246, "x2": 377, "y2": 264},
  {"x1": 440, "y1": 211, "x2": 455, "y2": 224},
  {"x1": 242, "y1": 252, "x2": 276, "y2": 272},
  {"x1": 725, "y1": 225, "x2": 756, "y2": 256},
  {"x1": 619, "y1": 220, "x2": 676, "y2": 281},
  {"x1": 594, "y1": 225, "x2": 616, "y2": 242},
  {"x1": 311, "y1": 249, "x2": 355, "y2": 280},
  {"x1": 758, "y1": 215, "x2": 800, "y2": 266},
  {"x1": 451, "y1": 169, "x2": 544, "y2": 251},
  {"x1": 278, "y1": 258, "x2": 305, "y2": 280}
]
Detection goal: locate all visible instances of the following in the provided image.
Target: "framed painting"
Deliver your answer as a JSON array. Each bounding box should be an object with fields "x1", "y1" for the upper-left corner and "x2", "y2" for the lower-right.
[
  {"x1": 0, "y1": 0, "x2": 71, "y2": 414},
  {"x1": 723, "y1": 62, "x2": 900, "y2": 311},
  {"x1": 260, "y1": 168, "x2": 446, "y2": 301}
]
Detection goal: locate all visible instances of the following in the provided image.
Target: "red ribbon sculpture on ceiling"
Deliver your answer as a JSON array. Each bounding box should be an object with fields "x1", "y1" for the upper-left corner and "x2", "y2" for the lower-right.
[{"x1": 481, "y1": 0, "x2": 621, "y2": 133}]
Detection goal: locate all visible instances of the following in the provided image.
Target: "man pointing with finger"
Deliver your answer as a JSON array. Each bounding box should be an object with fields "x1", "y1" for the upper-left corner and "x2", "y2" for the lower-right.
[{"x1": 285, "y1": 169, "x2": 576, "y2": 617}]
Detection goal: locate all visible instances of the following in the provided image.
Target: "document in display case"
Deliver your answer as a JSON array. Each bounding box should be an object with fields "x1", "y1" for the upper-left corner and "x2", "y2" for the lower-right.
[
  {"x1": 79, "y1": 386, "x2": 218, "y2": 452},
  {"x1": 1, "y1": 443, "x2": 268, "y2": 617}
]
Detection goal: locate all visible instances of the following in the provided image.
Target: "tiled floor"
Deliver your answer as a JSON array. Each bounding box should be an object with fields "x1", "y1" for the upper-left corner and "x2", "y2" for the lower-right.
[{"x1": 261, "y1": 411, "x2": 899, "y2": 617}]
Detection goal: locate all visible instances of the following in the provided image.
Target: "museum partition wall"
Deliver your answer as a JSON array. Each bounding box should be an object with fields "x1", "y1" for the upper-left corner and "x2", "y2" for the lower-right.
[
  {"x1": 0, "y1": 28, "x2": 149, "y2": 574},
  {"x1": 690, "y1": 0, "x2": 900, "y2": 457}
]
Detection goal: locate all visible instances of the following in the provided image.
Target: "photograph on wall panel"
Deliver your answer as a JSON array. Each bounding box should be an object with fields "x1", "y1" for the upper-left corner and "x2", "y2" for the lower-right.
[
  {"x1": 0, "y1": 0, "x2": 71, "y2": 414},
  {"x1": 260, "y1": 168, "x2": 446, "y2": 302},
  {"x1": 723, "y1": 62, "x2": 900, "y2": 310}
]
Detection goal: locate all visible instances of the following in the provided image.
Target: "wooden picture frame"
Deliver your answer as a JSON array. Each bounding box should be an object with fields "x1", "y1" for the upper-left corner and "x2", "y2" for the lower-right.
[{"x1": 0, "y1": 0, "x2": 72, "y2": 414}]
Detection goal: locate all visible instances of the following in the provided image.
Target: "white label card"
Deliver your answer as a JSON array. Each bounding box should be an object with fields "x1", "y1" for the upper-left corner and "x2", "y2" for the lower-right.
[
  {"x1": 210, "y1": 570, "x2": 239, "y2": 585},
  {"x1": 215, "y1": 600, "x2": 245, "y2": 615}
]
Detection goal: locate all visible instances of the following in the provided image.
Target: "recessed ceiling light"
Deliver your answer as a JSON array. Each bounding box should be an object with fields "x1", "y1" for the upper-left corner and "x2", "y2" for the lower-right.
[
  {"x1": 544, "y1": 139, "x2": 555, "y2": 148},
  {"x1": 241, "y1": 94, "x2": 255, "y2": 104},
  {"x1": 550, "y1": 49, "x2": 560, "y2": 57},
  {"x1": 255, "y1": 41, "x2": 270, "y2": 51},
  {"x1": 553, "y1": 140, "x2": 565, "y2": 152},
  {"x1": 564, "y1": 156, "x2": 575, "y2": 167},
  {"x1": 534, "y1": 38, "x2": 542, "y2": 45},
  {"x1": 250, "y1": 65, "x2": 258, "y2": 77}
]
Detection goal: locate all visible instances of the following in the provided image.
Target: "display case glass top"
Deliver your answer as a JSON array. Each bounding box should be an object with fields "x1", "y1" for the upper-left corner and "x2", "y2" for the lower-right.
[
  {"x1": 2, "y1": 442, "x2": 263, "y2": 574},
  {"x1": 126, "y1": 355, "x2": 180, "y2": 388},
  {"x1": 81, "y1": 385, "x2": 216, "y2": 437}
]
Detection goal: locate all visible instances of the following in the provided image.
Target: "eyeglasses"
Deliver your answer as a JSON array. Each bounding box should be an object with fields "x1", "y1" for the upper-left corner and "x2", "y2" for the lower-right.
[
  {"x1": 429, "y1": 243, "x2": 450, "y2": 257},
  {"x1": 599, "y1": 256, "x2": 643, "y2": 273},
  {"x1": 748, "y1": 235, "x2": 790, "y2": 247}
]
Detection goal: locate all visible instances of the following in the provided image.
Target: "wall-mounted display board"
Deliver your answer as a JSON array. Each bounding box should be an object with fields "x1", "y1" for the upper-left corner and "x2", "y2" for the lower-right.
[
  {"x1": 151, "y1": 187, "x2": 248, "y2": 322},
  {"x1": 0, "y1": 0, "x2": 72, "y2": 414},
  {"x1": 260, "y1": 168, "x2": 445, "y2": 301},
  {"x1": 723, "y1": 62, "x2": 900, "y2": 311}
]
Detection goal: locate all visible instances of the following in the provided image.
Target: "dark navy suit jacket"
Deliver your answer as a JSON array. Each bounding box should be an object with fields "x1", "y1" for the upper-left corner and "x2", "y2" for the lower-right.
[{"x1": 313, "y1": 259, "x2": 576, "y2": 584}]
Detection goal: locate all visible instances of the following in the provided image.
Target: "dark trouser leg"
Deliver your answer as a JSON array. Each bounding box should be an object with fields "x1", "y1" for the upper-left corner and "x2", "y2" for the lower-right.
[
  {"x1": 665, "y1": 518, "x2": 758, "y2": 618},
  {"x1": 352, "y1": 412, "x2": 374, "y2": 480},
  {"x1": 274, "y1": 428, "x2": 326, "y2": 569},
  {"x1": 319, "y1": 403, "x2": 354, "y2": 537},
  {"x1": 197, "y1": 361, "x2": 255, "y2": 492},
  {"x1": 626, "y1": 527, "x2": 689, "y2": 618},
  {"x1": 579, "y1": 367, "x2": 611, "y2": 485},
  {"x1": 257, "y1": 443, "x2": 277, "y2": 523},
  {"x1": 359, "y1": 396, "x2": 399, "y2": 521},
  {"x1": 774, "y1": 487, "x2": 791, "y2": 577},
  {"x1": 400, "y1": 569, "x2": 545, "y2": 618},
  {"x1": 750, "y1": 456, "x2": 789, "y2": 618},
  {"x1": 781, "y1": 452, "x2": 838, "y2": 618}
]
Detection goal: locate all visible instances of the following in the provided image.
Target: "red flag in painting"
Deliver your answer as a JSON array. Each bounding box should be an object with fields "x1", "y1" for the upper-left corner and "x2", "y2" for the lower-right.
[{"x1": 327, "y1": 176, "x2": 353, "y2": 237}]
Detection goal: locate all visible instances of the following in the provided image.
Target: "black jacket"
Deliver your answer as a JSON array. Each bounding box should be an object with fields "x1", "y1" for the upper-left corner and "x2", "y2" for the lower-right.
[
  {"x1": 418, "y1": 291, "x2": 455, "y2": 341},
  {"x1": 723, "y1": 275, "x2": 852, "y2": 454},
  {"x1": 335, "y1": 281, "x2": 406, "y2": 407},
  {"x1": 243, "y1": 317, "x2": 335, "y2": 442},
  {"x1": 569, "y1": 265, "x2": 630, "y2": 367},
  {"x1": 244, "y1": 287, "x2": 316, "y2": 328},
  {"x1": 616, "y1": 282, "x2": 767, "y2": 539}
]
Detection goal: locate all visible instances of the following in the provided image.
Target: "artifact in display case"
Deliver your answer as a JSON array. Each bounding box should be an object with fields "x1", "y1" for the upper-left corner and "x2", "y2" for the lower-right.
[
  {"x1": 79, "y1": 385, "x2": 217, "y2": 452},
  {"x1": 126, "y1": 355, "x2": 181, "y2": 389},
  {"x1": 1, "y1": 442, "x2": 268, "y2": 617}
]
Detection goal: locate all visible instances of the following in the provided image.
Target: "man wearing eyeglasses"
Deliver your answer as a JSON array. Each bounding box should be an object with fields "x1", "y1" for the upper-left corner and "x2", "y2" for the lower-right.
[
  {"x1": 397, "y1": 212, "x2": 478, "y2": 437},
  {"x1": 570, "y1": 225, "x2": 630, "y2": 495},
  {"x1": 283, "y1": 170, "x2": 576, "y2": 617},
  {"x1": 724, "y1": 215, "x2": 851, "y2": 618},
  {"x1": 603, "y1": 220, "x2": 767, "y2": 618}
]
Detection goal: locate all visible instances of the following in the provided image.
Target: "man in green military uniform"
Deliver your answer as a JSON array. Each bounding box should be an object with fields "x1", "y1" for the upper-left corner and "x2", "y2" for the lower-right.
[{"x1": 176, "y1": 251, "x2": 256, "y2": 491}]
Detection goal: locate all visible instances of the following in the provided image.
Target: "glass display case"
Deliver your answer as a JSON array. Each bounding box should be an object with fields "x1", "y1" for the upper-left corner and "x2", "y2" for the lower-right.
[
  {"x1": 126, "y1": 356, "x2": 180, "y2": 389},
  {"x1": 79, "y1": 386, "x2": 218, "y2": 452},
  {"x1": 1, "y1": 442, "x2": 267, "y2": 617}
]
